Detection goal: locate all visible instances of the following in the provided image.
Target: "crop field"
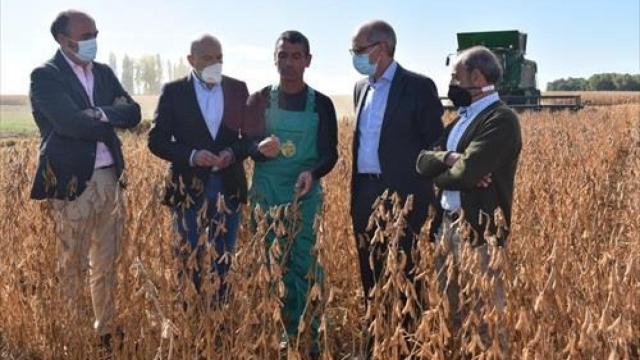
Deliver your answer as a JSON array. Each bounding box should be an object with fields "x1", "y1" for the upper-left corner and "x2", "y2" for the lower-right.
[{"x1": 0, "y1": 96, "x2": 638, "y2": 359}]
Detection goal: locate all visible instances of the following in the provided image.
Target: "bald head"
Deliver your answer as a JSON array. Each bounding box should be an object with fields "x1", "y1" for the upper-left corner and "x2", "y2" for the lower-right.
[
  {"x1": 455, "y1": 46, "x2": 503, "y2": 84},
  {"x1": 51, "y1": 10, "x2": 98, "y2": 65},
  {"x1": 187, "y1": 34, "x2": 223, "y2": 75},
  {"x1": 51, "y1": 10, "x2": 96, "y2": 42},
  {"x1": 190, "y1": 34, "x2": 222, "y2": 56},
  {"x1": 353, "y1": 20, "x2": 396, "y2": 57}
]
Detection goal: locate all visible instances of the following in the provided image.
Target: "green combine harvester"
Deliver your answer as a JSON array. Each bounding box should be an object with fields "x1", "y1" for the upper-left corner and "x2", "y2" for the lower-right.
[{"x1": 444, "y1": 30, "x2": 582, "y2": 110}]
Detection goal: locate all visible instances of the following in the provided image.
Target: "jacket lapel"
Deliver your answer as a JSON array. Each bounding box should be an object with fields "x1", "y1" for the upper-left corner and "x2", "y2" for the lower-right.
[
  {"x1": 92, "y1": 64, "x2": 104, "y2": 106},
  {"x1": 91, "y1": 63, "x2": 113, "y2": 106},
  {"x1": 456, "y1": 100, "x2": 503, "y2": 152},
  {"x1": 53, "y1": 50, "x2": 92, "y2": 108},
  {"x1": 186, "y1": 74, "x2": 208, "y2": 123},
  {"x1": 220, "y1": 76, "x2": 232, "y2": 130},
  {"x1": 381, "y1": 64, "x2": 406, "y2": 132},
  {"x1": 354, "y1": 80, "x2": 369, "y2": 130}
]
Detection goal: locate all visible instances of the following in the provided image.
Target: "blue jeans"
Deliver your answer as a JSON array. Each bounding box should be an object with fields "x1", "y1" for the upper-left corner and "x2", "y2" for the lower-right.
[{"x1": 173, "y1": 175, "x2": 239, "y2": 297}]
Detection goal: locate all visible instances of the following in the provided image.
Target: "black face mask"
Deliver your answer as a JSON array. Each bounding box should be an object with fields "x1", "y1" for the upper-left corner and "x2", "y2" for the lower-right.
[{"x1": 447, "y1": 84, "x2": 473, "y2": 108}]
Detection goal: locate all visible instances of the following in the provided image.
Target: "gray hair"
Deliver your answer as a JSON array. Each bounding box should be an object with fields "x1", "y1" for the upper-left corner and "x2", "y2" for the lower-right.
[
  {"x1": 190, "y1": 34, "x2": 221, "y2": 55},
  {"x1": 456, "y1": 46, "x2": 503, "y2": 84},
  {"x1": 361, "y1": 20, "x2": 396, "y2": 57}
]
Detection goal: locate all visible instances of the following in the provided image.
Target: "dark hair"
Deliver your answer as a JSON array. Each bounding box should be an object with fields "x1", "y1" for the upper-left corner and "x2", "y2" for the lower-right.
[
  {"x1": 50, "y1": 11, "x2": 73, "y2": 40},
  {"x1": 275, "y1": 30, "x2": 310, "y2": 55}
]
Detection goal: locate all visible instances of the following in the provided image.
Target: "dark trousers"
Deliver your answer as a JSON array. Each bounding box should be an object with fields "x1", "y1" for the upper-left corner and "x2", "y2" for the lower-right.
[
  {"x1": 351, "y1": 175, "x2": 426, "y2": 302},
  {"x1": 351, "y1": 175, "x2": 429, "y2": 359},
  {"x1": 173, "y1": 175, "x2": 240, "y2": 298}
]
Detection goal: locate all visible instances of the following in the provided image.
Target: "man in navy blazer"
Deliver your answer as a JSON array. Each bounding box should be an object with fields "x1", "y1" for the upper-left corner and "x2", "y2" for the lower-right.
[
  {"x1": 349, "y1": 19, "x2": 444, "y2": 358},
  {"x1": 148, "y1": 35, "x2": 249, "y2": 299},
  {"x1": 29, "y1": 10, "x2": 140, "y2": 349},
  {"x1": 350, "y1": 20, "x2": 444, "y2": 300}
]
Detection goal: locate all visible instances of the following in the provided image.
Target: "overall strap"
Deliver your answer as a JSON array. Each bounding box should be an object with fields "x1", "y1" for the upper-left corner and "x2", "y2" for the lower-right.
[
  {"x1": 269, "y1": 84, "x2": 280, "y2": 109},
  {"x1": 304, "y1": 86, "x2": 316, "y2": 113}
]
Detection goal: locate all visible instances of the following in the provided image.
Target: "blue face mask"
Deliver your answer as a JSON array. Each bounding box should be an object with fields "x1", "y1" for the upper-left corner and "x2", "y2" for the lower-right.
[
  {"x1": 76, "y1": 38, "x2": 97, "y2": 63},
  {"x1": 352, "y1": 53, "x2": 376, "y2": 76}
]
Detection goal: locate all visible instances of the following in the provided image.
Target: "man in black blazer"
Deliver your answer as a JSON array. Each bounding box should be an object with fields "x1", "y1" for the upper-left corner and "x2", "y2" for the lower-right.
[
  {"x1": 148, "y1": 35, "x2": 249, "y2": 298},
  {"x1": 350, "y1": 20, "x2": 444, "y2": 304},
  {"x1": 29, "y1": 10, "x2": 141, "y2": 347}
]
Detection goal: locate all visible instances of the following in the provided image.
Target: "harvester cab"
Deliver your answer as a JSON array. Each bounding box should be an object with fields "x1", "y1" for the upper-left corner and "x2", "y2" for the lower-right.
[{"x1": 443, "y1": 30, "x2": 582, "y2": 110}]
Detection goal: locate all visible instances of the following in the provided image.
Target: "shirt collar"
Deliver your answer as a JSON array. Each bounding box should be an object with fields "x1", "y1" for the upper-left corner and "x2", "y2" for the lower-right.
[
  {"x1": 368, "y1": 60, "x2": 398, "y2": 87},
  {"x1": 191, "y1": 70, "x2": 220, "y2": 92},
  {"x1": 457, "y1": 91, "x2": 500, "y2": 119},
  {"x1": 60, "y1": 48, "x2": 92, "y2": 72}
]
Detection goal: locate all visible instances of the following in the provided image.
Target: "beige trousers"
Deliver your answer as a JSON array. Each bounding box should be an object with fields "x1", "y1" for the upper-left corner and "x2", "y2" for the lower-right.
[
  {"x1": 435, "y1": 215, "x2": 507, "y2": 355},
  {"x1": 52, "y1": 167, "x2": 123, "y2": 336}
]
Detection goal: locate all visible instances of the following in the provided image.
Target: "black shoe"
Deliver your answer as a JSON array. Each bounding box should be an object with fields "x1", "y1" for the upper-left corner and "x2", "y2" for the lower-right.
[
  {"x1": 99, "y1": 328, "x2": 125, "y2": 354},
  {"x1": 99, "y1": 333, "x2": 113, "y2": 352}
]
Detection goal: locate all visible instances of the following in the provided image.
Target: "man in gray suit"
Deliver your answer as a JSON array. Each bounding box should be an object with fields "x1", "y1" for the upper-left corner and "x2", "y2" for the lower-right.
[{"x1": 29, "y1": 9, "x2": 140, "y2": 349}]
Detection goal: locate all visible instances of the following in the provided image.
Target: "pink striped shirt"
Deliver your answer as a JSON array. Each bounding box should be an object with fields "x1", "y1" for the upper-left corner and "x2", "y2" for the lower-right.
[{"x1": 60, "y1": 50, "x2": 114, "y2": 169}]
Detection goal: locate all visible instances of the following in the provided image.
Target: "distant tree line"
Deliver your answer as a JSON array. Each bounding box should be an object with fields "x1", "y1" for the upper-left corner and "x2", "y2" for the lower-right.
[
  {"x1": 547, "y1": 73, "x2": 640, "y2": 91},
  {"x1": 108, "y1": 52, "x2": 191, "y2": 95}
]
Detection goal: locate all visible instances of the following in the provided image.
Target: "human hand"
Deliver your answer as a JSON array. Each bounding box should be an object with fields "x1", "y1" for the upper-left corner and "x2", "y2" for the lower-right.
[
  {"x1": 295, "y1": 171, "x2": 313, "y2": 197},
  {"x1": 258, "y1": 135, "x2": 281, "y2": 158},
  {"x1": 217, "y1": 149, "x2": 234, "y2": 169},
  {"x1": 476, "y1": 173, "x2": 492, "y2": 188},
  {"x1": 193, "y1": 149, "x2": 219, "y2": 167},
  {"x1": 444, "y1": 152, "x2": 461, "y2": 167}
]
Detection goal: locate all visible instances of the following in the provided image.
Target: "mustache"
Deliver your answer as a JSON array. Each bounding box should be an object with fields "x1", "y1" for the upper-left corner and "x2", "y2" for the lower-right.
[{"x1": 279, "y1": 66, "x2": 296, "y2": 73}]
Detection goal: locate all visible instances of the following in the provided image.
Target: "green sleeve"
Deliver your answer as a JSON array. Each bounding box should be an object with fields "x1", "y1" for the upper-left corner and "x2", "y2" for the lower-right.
[
  {"x1": 416, "y1": 150, "x2": 449, "y2": 178},
  {"x1": 433, "y1": 113, "x2": 518, "y2": 190}
]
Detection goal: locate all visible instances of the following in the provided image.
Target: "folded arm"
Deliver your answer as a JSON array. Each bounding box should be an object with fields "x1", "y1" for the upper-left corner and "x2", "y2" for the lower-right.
[{"x1": 30, "y1": 67, "x2": 112, "y2": 142}]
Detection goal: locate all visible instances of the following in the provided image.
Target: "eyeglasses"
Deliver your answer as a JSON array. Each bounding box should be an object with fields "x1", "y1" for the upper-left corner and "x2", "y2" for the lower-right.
[{"x1": 349, "y1": 42, "x2": 380, "y2": 55}]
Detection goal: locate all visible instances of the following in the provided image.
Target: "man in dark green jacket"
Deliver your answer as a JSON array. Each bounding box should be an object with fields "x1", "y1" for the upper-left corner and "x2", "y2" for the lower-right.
[
  {"x1": 417, "y1": 47, "x2": 521, "y2": 246},
  {"x1": 416, "y1": 45, "x2": 521, "y2": 355}
]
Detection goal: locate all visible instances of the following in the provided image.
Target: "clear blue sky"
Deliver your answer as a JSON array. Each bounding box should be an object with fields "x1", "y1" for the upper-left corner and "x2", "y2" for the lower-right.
[{"x1": 1, "y1": 0, "x2": 638, "y2": 96}]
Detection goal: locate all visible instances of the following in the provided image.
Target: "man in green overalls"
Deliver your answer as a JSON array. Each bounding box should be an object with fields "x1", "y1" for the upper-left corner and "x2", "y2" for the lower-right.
[{"x1": 245, "y1": 30, "x2": 338, "y2": 356}]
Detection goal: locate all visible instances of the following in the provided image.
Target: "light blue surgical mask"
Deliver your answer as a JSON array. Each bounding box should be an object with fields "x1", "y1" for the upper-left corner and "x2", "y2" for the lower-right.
[
  {"x1": 352, "y1": 53, "x2": 376, "y2": 76},
  {"x1": 76, "y1": 38, "x2": 97, "y2": 63}
]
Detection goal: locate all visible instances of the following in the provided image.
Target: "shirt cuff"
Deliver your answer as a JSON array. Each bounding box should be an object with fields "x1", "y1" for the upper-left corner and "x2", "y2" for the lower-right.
[
  {"x1": 96, "y1": 107, "x2": 109, "y2": 123},
  {"x1": 189, "y1": 149, "x2": 198, "y2": 167}
]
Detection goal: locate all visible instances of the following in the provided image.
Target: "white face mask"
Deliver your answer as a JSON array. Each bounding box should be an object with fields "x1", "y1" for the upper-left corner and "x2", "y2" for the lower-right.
[{"x1": 199, "y1": 63, "x2": 223, "y2": 84}]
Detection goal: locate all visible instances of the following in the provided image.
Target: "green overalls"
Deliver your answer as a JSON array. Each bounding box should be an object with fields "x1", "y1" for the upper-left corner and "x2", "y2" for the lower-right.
[{"x1": 250, "y1": 85, "x2": 324, "y2": 346}]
